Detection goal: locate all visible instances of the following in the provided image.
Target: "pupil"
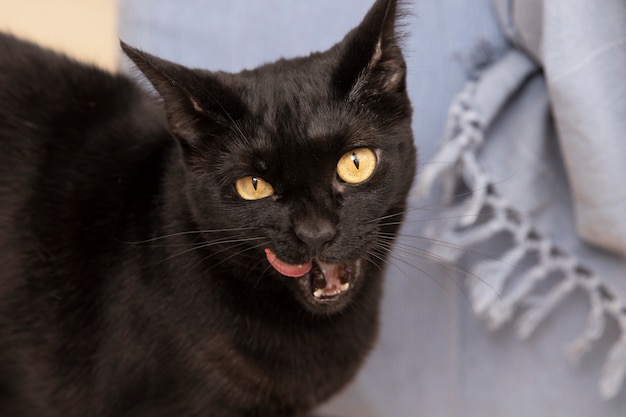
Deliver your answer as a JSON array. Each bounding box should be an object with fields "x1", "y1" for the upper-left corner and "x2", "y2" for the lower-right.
[
  {"x1": 351, "y1": 153, "x2": 360, "y2": 169},
  {"x1": 252, "y1": 177, "x2": 258, "y2": 190}
]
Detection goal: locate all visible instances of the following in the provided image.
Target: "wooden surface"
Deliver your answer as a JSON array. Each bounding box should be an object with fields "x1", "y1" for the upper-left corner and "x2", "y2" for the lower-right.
[{"x1": 0, "y1": 0, "x2": 117, "y2": 70}]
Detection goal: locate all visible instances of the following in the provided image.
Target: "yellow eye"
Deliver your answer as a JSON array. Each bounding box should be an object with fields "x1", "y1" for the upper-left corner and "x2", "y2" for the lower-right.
[
  {"x1": 235, "y1": 176, "x2": 275, "y2": 200},
  {"x1": 336, "y1": 148, "x2": 377, "y2": 184}
]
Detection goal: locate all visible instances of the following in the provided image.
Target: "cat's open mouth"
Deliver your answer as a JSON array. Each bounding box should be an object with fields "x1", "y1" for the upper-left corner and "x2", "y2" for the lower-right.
[
  {"x1": 265, "y1": 248, "x2": 356, "y2": 305},
  {"x1": 308, "y1": 261, "x2": 352, "y2": 301}
]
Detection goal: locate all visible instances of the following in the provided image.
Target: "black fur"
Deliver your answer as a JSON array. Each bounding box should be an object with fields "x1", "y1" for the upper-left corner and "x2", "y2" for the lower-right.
[{"x1": 0, "y1": 0, "x2": 416, "y2": 416}]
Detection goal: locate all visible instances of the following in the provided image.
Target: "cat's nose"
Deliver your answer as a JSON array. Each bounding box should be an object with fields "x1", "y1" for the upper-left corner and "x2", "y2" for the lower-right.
[{"x1": 294, "y1": 219, "x2": 336, "y2": 252}]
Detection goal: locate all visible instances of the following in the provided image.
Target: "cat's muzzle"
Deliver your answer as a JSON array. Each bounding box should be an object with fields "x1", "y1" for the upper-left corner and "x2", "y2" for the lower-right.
[{"x1": 265, "y1": 248, "x2": 360, "y2": 311}]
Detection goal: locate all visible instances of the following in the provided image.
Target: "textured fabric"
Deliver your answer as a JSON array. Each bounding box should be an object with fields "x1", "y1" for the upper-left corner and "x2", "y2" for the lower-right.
[
  {"x1": 494, "y1": 0, "x2": 626, "y2": 258},
  {"x1": 416, "y1": 0, "x2": 626, "y2": 405}
]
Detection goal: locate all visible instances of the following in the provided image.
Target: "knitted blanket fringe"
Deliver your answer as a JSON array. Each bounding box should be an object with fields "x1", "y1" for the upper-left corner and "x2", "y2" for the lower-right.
[{"x1": 414, "y1": 68, "x2": 626, "y2": 399}]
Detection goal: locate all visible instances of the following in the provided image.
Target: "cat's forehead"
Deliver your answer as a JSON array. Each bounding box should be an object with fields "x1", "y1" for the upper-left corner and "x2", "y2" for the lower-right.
[
  {"x1": 221, "y1": 64, "x2": 370, "y2": 147},
  {"x1": 261, "y1": 103, "x2": 373, "y2": 154},
  {"x1": 232, "y1": 55, "x2": 336, "y2": 110}
]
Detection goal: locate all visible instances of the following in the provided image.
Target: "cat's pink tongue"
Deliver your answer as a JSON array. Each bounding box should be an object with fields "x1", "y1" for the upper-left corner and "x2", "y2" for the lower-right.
[{"x1": 265, "y1": 248, "x2": 312, "y2": 278}]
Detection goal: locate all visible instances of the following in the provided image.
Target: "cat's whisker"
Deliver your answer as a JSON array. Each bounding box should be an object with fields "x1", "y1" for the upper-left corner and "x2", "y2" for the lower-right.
[
  {"x1": 411, "y1": 172, "x2": 517, "y2": 210},
  {"x1": 131, "y1": 234, "x2": 258, "y2": 249},
  {"x1": 379, "y1": 231, "x2": 506, "y2": 262},
  {"x1": 116, "y1": 226, "x2": 261, "y2": 245},
  {"x1": 370, "y1": 201, "x2": 497, "y2": 226},
  {"x1": 362, "y1": 254, "x2": 385, "y2": 273},
  {"x1": 374, "y1": 235, "x2": 503, "y2": 302},
  {"x1": 366, "y1": 208, "x2": 411, "y2": 224},
  {"x1": 250, "y1": 262, "x2": 275, "y2": 292},
  {"x1": 365, "y1": 241, "x2": 454, "y2": 298},
  {"x1": 376, "y1": 210, "x2": 494, "y2": 227},
  {"x1": 143, "y1": 235, "x2": 268, "y2": 267},
  {"x1": 194, "y1": 240, "x2": 271, "y2": 274},
  {"x1": 367, "y1": 240, "x2": 480, "y2": 309},
  {"x1": 366, "y1": 176, "x2": 515, "y2": 226},
  {"x1": 169, "y1": 238, "x2": 272, "y2": 279},
  {"x1": 362, "y1": 240, "x2": 389, "y2": 269}
]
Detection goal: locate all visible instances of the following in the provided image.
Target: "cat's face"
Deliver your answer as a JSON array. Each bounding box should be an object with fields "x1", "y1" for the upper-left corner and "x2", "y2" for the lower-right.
[{"x1": 123, "y1": 0, "x2": 415, "y2": 314}]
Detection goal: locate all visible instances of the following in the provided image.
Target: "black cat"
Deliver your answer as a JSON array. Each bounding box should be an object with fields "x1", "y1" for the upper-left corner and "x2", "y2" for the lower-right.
[{"x1": 0, "y1": 0, "x2": 415, "y2": 415}]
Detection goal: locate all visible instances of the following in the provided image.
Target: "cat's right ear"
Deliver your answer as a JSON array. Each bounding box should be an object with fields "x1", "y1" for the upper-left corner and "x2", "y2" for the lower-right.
[
  {"x1": 333, "y1": 0, "x2": 408, "y2": 103},
  {"x1": 120, "y1": 41, "x2": 246, "y2": 147}
]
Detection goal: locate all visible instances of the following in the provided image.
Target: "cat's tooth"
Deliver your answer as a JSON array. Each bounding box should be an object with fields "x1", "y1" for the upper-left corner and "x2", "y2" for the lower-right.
[
  {"x1": 313, "y1": 289, "x2": 324, "y2": 298},
  {"x1": 340, "y1": 282, "x2": 350, "y2": 292}
]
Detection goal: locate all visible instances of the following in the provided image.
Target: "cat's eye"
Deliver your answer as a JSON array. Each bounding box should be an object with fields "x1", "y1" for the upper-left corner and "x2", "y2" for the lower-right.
[
  {"x1": 235, "y1": 176, "x2": 275, "y2": 200},
  {"x1": 336, "y1": 148, "x2": 377, "y2": 184}
]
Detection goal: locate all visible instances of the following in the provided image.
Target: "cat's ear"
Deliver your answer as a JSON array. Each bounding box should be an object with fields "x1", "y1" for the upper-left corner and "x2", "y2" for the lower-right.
[
  {"x1": 120, "y1": 41, "x2": 246, "y2": 146},
  {"x1": 333, "y1": 0, "x2": 407, "y2": 100}
]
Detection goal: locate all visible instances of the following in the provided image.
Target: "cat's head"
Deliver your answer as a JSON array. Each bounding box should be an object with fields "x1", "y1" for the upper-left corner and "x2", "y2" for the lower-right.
[{"x1": 122, "y1": 0, "x2": 415, "y2": 314}]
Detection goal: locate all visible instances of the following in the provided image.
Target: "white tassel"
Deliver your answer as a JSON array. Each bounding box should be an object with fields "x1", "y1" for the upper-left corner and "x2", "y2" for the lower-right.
[
  {"x1": 567, "y1": 286, "x2": 605, "y2": 364},
  {"x1": 414, "y1": 53, "x2": 626, "y2": 399},
  {"x1": 516, "y1": 277, "x2": 577, "y2": 339},
  {"x1": 468, "y1": 244, "x2": 527, "y2": 317},
  {"x1": 600, "y1": 337, "x2": 626, "y2": 399}
]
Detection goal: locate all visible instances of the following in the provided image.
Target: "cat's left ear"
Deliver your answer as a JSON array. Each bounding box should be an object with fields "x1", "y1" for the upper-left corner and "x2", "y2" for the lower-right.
[
  {"x1": 121, "y1": 41, "x2": 246, "y2": 147},
  {"x1": 333, "y1": 0, "x2": 407, "y2": 100}
]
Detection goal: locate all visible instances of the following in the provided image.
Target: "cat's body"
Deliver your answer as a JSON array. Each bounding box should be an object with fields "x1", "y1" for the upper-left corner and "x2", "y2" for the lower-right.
[{"x1": 0, "y1": 1, "x2": 415, "y2": 416}]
